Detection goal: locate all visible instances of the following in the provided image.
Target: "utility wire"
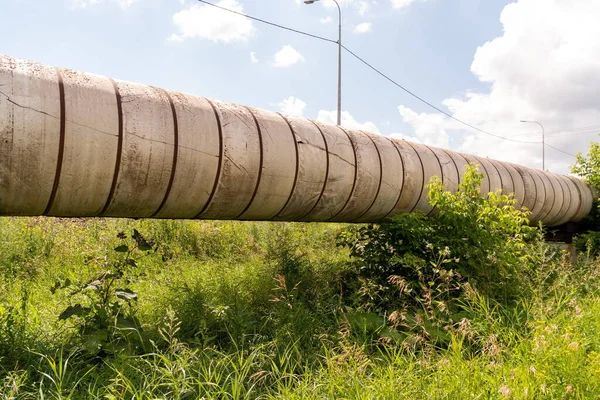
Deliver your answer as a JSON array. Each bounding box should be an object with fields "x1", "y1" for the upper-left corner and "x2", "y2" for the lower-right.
[
  {"x1": 340, "y1": 45, "x2": 537, "y2": 144},
  {"x1": 545, "y1": 128, "x2": 600, "y2": 137},
  {"x1": 545, "y1": 129, "x2": 600, "y2": 138},
  {"x1": 194, "y1": 0, "x2": 557, "y2": 146},
  {"x1": 545, "y1": 143, "x2": 576, "y2": 158},
  {"x1": 196, "y1": 0, "x2": 337, "y2": 44},
  {"x1": 544, "y1": 124, "x2": 600, "y2": 135}
]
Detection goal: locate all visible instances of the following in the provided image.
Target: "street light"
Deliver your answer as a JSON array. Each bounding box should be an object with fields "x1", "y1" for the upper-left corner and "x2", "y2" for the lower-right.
[
  {"x1": 520, "y1": 120, "x2": 545, "y2": 170},
  {"x1": 304, "y1": 0, "x2": 342, "y2": 126}
]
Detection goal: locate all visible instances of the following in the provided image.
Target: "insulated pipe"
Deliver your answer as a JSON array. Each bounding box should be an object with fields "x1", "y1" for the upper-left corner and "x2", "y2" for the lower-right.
[{"x1": 0, "y1": 55, "x2": 593, "y2": 225}]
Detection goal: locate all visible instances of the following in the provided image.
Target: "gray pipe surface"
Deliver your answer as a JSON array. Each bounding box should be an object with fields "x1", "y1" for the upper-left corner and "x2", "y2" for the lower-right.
[{"x1": 0, "y1": 55, "x2": 593, "y2": 225}]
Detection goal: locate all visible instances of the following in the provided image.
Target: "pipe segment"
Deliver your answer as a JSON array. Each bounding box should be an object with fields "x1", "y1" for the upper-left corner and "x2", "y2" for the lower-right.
[
  {"x1": 535, "y1": 170, "x2": 557, "y2": 223},
  {"x1": 355, "y1": 133, "x2": 403, "y2": 222},
  {"x1": 274, "y1": 115, "x2": 328, "y2": 220},
  {"x1": 474, "y1": 155, "x2": 502, "y2": 198},
  {"x1": 409, "y1": 143, "x2": 442, "y2": 216},
  {"x1": 0, "y1": 55, "x2": 593, "y2": 226},
  {"x1": 527, "y1": 168, "x2": 546, "y2": 223},
  {"x1": 384, "y1": 140, "x2": 423, "y2": 217}
]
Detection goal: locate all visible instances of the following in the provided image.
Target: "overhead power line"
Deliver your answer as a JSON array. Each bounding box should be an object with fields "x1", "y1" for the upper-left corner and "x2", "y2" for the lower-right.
[
  {"x1": 196, "y1": 0, "x2": 337, "y2": 44},
  {"x1": 194, "y1": 0, "x2": 564, "y2": 147},
  {"x1": 545, "y1": 130, "x2": 600, "y2": 139},
  {"x1": 544, "y1": 124, "x2": 600, "y2": 135},
  {"x1": 339, "y1": 45, "x2": 537, "y2": 144},
  {"x1": 545, "y1": 143, "x2": 576, "y2": 158}
]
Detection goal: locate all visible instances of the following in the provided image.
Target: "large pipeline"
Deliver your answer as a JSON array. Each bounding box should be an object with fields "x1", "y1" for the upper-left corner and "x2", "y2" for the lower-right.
[{"x1": 0, "y1": 55, "x2": 593, "y2": 225}]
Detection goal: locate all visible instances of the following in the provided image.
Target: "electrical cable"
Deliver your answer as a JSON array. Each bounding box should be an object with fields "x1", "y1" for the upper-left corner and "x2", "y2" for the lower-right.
[
  {"x1": 196, "y1": 0, "x2": 337, "y2": 44},
  {"x1": 544, "y1": 124, "x2": 600, "y2": 135},
  {"x1": 545, "y1": 143, "x2": 576, "y2": 158},
  {"x1": 340, "y1": 45, "x2": 538, "y2": 144},
  {"x1": 195, "y1": 0, "x2": 573, "y2": 148}
]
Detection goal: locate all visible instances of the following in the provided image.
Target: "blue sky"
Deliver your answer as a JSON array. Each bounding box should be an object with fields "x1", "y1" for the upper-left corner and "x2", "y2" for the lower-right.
[{"x1": 2, "y1": 0, "x2": 599, "y2": 172}]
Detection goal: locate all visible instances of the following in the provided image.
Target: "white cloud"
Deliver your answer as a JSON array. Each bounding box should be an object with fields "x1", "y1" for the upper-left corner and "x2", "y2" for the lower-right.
[
  {"x1": 273, "y1": 45, "x2": 305, "y2": 68},
  {"x1": 170, "y1": 0, "x2": 254, "y2": 43},
  {"x1": 354, "y1": 22, "x2": 372, "y2": 34},
  {"x1": 391, "y1": 0, "x2": 426, "y2": 10},
  {"x1": 395, "y1": 0, "x2": 600, "y2": 173},
  {"x1": 278, "y1": 96, "x2": 307, "y2": 117},
  {"x1": 317, "y1": 110, "x2": 379, "y2": 133},
  {"x1": 397, "y1": 106, "x2": 450, "y2": 148},
  {"x1": 323, "y1": 0, "x2": 355, "y2": 8},
  {"x1": 71, "y1": 0, "x2": 138, "y2": 8},
  {"x1": 250, "y1": 52, "x2": 258, "y2": 64},
  {"x1": 320, "y1": 0, "x2": 374, "y2": 17},
  {"x1": 357, "y1": 1, "x2": 370, "y2": 15},
  {"x1": 320, "y1": 16, "x2": 333, "y2": 24}
]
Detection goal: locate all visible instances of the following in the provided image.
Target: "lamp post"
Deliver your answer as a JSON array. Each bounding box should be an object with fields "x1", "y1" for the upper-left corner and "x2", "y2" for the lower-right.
[
  {"x1": 520, "y1": 120, "x2": 545, "y2": 170},
  {"x1": 304, "y1": 0, "x2": 342, "y2": 126}
]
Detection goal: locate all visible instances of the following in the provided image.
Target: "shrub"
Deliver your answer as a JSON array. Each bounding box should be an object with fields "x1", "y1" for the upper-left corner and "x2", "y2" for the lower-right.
[{"x1": 338, "y1": 164, "x2": 541, "y2": 345}]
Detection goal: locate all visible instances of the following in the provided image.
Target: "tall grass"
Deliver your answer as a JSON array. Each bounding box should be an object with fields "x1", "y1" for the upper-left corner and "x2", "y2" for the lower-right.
[{"x1": 1, "y1": 216, "x2": 600, "y2": 398}]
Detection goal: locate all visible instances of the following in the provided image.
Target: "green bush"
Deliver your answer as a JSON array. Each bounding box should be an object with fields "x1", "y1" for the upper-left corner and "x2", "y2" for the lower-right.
[{"x1": 338, "y1": 164, "x2": 542, "y2": 345}]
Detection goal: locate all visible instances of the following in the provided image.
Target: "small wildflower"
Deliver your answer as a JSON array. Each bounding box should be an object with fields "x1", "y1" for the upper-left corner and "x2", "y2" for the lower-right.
[
  {"x1": 567, "y1": 342, "x2": 579, "y2": 350},
  {"x1": 565, "y1": 385, "x2": 573, "y2": 394},
  {"x1": 529, "y1": 366, "x2": 536, "y2": 375},
  {"x1": 456, "y1": 318, "x2": 473, "y2": 339},
  {"x1": 117, "y1": 232, "x2": 126, "y2": 240},
  {"x1": 499, "y1": 385, "x2": 512, "y2": 398}
]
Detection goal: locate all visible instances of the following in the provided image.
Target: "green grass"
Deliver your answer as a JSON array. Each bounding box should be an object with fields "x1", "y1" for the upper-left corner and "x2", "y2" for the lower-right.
[{"x1": 1, "y1": 217, "x2": 600, "y2": 399}]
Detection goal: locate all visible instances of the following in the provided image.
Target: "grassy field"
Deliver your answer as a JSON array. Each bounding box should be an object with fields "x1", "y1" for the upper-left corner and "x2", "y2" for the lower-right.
[{"x1": 1, "y1": 215, "x2": 600, "y2": 399}]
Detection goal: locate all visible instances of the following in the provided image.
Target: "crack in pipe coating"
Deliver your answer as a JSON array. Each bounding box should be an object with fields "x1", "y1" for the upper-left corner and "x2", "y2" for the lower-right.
[
  {"x1": 441, "y1": 148, "x2": 461, "y2": 187},
  {"x1": 235, "y1": 106, "x2": 264, "y2": 219},
  {"x1": 567, "y1": 175, "x2": 584, "y2": 221},
  {"x1": 274, "y1": 112, "x2": 300, "y2": 218},
  {"x1": 328, "y1": 126, "x2": 359, "y2": 221},
  {"x1": 98, "y1": 78, "x2": 123, "y2": 216},
  {"x1": 378, "y1": 137, "x2": 407, "y2": 222},
  {"x1": 402, "y1": 140, "x2": 426, "y2": 215},
  {"x1": 193, "y1": 98, "x2": 224, "y2": 218},
  {"x1": 503, "y1": 163, "x2": 517, "y2": 197},
  {"x1": 552, "y1": 175, "x2": 571, "y2": 225},
  {"x1": 528, "y1": 167, "x2": 541, "y2": 221},
  {"x1": 532, "y1": 169, "x2": 553, "y2": 223},
  {"x1": 544, "y1": 174, "x2": 565, "y2": 225},
  {"x1": 485, "y1": 158, "x2": 504, "y2": 194},
  {"x1": 299, "y1": 120, "x2": 330, "y2": 220},
  {"x1": 150, "y1": 89, "x2": 179, "y2": 218},
  {"x1": 422, "y1": 144, "x2": 443, "y2": 217},
  {"x1": 43, "y1": 68, "x2": 66, "y2": 216},
  {"x1": 354, "y1": 131, "x2": 384, "y2": 222}
]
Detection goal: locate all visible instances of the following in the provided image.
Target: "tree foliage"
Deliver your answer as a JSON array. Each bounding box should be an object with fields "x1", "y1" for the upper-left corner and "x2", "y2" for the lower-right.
[{"x1": 572, "y1": 140, "x2": 600, "y2": 192}]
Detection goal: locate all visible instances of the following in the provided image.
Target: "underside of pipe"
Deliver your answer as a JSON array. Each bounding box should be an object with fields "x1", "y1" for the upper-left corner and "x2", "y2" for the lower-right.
[{"x1": 0, "y1": 55, "x2": 593, "y2": 225}]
